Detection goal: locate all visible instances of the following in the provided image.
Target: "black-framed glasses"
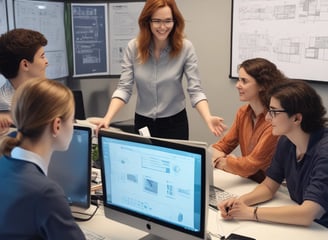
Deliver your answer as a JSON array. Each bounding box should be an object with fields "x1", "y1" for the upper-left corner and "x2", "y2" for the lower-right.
[
  {"x1": 150, "y1": 18, "x2": 175, "y2": 27},
  {"x1": 267, "y1": 109, "x2": 288, "y2": 118}
]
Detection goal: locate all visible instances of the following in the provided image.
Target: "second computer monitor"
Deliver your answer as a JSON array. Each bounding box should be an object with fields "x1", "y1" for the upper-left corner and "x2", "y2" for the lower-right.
[{"x1": 48, "y1": 125, "x2": 92, "y2": 209}]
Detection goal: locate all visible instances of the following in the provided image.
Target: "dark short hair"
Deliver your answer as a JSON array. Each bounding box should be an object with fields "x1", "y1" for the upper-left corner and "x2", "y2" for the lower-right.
[
  {"x1": 0, "y1": 28, "x2": 48, "y2": 79},
  {"x1": 268, "y1": 80, "x2": 328, "y2": 132}
]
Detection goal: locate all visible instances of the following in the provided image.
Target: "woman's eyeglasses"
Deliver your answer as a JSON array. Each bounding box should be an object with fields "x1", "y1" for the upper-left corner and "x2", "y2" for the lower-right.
[
  {"x1": 267, "y1": 109, "x2": 288, "y2": 118},
  {"x1": 150, "y1": 18, "x2": 175, "y2": 27}
]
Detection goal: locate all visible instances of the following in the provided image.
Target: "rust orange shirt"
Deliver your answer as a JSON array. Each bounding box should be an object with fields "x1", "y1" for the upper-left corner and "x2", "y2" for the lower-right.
[{"x1": 212, "y1": 104, "x2": 279, "y2": 178}]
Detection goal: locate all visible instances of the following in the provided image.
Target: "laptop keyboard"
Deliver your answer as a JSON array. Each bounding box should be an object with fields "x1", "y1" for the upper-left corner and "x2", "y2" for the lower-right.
[{"x1": 209, "y1": 185, "x2": 236, "y2": 210}]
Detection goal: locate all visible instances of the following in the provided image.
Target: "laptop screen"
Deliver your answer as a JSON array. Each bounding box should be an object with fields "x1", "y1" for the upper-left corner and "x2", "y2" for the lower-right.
[{"x1": 48, "y1": 125, "x2": 92, "y2": 208}]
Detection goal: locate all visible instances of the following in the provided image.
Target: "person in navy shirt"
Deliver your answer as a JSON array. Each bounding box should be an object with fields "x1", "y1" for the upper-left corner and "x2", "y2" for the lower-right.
[
  {"x1": 0, "y1": 78, "x2": 86, "y2": 239},
  {"x1": 218, "y1": 80, "x2": 328, "y2": 228}
]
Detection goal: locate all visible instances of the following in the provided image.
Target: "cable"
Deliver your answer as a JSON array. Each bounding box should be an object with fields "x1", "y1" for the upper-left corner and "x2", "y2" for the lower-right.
[{"x1": 72, "y1": 195, "x2": 101, "y2": 222}]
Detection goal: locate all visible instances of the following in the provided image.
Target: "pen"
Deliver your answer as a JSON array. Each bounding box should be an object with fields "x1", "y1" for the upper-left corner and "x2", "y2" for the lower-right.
[
  {"x1": 225, "y1": 204, "x2": 233, "y2": 214},
  {"x1": 225, "y1": 206, "x2": 230, "y2": 213}
]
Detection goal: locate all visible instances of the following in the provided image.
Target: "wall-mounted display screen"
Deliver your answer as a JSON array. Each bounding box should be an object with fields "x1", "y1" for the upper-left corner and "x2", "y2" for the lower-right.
[
  {"x1": 230, "y1": 0, "x2": 328, "y2": 83},
  {"x1": 108, "y1": 2, "x2": 144, "y2": 75},
  {"x1": 14, "y1": 0, "x2": 69, "y2": 79},
  {"x1": 0, "y1": 0, "x2": 8, "y2": 34},
  {"x1": 71, "y1": 3, "x2": 109, "y2": 77}
]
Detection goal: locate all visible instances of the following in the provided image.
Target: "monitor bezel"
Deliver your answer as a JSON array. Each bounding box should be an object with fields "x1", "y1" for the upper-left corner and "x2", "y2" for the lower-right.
[
  {"x1": 98, "y1": 129, "x2": 208, "y2": 240},
  {"x1": 48, "y1": 125, "x2": 92, "y2": 209}
]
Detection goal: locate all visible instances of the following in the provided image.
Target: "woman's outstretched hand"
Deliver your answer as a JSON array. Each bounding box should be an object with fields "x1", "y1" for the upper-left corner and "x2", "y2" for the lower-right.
[{"x1": 207, "y1": 116, "x2": 227, "y2": 137}]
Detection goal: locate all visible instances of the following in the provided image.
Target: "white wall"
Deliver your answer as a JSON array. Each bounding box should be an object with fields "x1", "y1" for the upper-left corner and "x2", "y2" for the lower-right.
[
  {"x1": 72, "y1": 0, "x2": 328, "y2": 145},
  {"x1": 176, "y1": 0, "x2": 239, "y2": 144}
]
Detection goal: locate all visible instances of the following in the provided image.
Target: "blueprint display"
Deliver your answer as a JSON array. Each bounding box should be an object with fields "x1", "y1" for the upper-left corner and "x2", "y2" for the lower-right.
[
  {"x1": 230, "y1": 0, "x2": 328, "y2": 82},
  {"x1": 71, "y1": 3, "x2": 109, "y2": 77}
]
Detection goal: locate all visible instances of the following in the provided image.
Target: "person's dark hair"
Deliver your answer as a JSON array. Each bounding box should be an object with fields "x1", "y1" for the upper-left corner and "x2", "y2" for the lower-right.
[
  {"x1": 0, "y1": 28, "x2": 48, "y2": 79},
  {"x1": 0, "y1": 78, "x2": 74, "y2": 156},
  {"x1": 268, "y1": 80, "x2": 328, "y2": 133},
  {"x1": 137, "y1": 0, "x2": 185, "y2": 63},
  {"x1": 238, "y1": 58, "x2": 287, "y2": 108}
]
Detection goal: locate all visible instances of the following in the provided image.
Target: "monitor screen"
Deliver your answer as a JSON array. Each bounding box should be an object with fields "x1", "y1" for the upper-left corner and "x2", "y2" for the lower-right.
[
  {"x1": 152, "y1": 137, "x2": 214, "y2": 187},
  {"x1": 48, "y1": 125, "x2": 92, "y2": 209},
  {"x1": 98, "y1": 130, "x2": 207, "y2": 240}
]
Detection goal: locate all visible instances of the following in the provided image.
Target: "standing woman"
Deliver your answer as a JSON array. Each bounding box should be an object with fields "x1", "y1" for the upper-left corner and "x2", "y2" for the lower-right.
[
  {"x1": 219, "y1": 80, "x2": 328, "y2": 227},
  {"x1": 94, "y1": 0, "x2": 226, "y2": 139},
  {"x1": 212, "y1": 58, "x2": 286, "y2": 183},
  {"x1": 0, "y1": 78, "x2": 86, "y2": 239}
]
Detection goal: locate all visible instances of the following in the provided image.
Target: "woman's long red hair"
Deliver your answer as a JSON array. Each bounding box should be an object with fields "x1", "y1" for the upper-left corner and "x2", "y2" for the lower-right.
[{"x1": 137, "y1": 0, "x2": 185, "y2": 63}]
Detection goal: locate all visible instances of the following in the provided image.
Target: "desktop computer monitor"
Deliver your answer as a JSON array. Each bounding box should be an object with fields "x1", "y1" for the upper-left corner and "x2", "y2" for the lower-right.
[
  {"x1": 48, "y1": 125, "x2": 92, "y2": 209},
  {"x1": 98, "y1": 130, "x2": 208, "y2": 240}
]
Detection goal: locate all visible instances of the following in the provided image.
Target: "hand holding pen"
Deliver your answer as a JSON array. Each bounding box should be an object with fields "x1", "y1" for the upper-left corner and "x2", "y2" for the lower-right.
[
  {"x1": 218, "y1": 198, "x2": 237, "y2": 219},
  {"x1": 218, "y1": 198, "x2": 256, "y2": 221}
]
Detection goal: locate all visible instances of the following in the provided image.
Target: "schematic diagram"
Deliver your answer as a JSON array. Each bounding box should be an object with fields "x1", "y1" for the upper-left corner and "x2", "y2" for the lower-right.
[{"x1": 231, "y1": 0, "x2": 328, "y2": 82}]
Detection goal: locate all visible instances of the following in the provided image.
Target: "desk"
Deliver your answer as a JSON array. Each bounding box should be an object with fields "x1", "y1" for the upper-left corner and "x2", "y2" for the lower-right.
[
  {"x1": 210, "y1": 169, "x2": 328, "y2": 239},
  {"x1": 77, "y1": 169, "x2": 328, "y2": 239}
]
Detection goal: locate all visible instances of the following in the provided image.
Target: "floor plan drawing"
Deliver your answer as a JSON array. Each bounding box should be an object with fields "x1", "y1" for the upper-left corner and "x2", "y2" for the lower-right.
[{"x1": 231, "y1": 0, "x2": 328, "y2": 82}]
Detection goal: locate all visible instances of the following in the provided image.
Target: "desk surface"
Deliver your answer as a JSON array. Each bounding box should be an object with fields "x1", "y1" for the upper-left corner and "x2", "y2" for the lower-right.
[
  {"x1": 77, "y1": 169, "x2": 328, "y2": 240},
  {"x1": 211, "y1": 170, "x2": 328, "y2": 239}
]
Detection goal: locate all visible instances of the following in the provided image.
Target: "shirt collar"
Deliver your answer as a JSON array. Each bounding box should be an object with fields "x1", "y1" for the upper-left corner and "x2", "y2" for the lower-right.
[
  {"x1": 307, "y1": 128, "x2": 327, "y2": 151},
  {"x1": 295, "y1": 128, "x2": 327, "y2": 163},
  {"x1": 11, "y1": 147, "x2": 48, "y2": 175},
  {"x1": 246, "y1": 104, "x2": 266, "y2": 119},
  {"x1": 149, "y1": 41, "x2": 171, "y2": 55}
]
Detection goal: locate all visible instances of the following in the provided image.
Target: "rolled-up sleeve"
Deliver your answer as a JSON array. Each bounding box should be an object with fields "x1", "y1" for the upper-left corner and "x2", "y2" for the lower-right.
[
  {"x1": 183, "y1": 40, "x2": 207, "y2": 107},
  {"x1": 112, "y1": 40, "x2": 136, "y2": 103}
]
